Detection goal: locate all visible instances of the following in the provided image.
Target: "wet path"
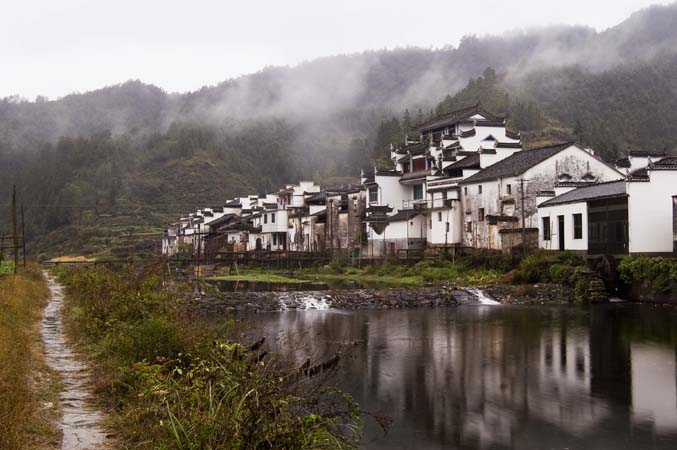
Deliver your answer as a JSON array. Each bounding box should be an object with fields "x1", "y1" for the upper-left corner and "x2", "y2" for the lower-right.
[{"x1": 41, "y1": 272, "x2": 109, "y2": 450}]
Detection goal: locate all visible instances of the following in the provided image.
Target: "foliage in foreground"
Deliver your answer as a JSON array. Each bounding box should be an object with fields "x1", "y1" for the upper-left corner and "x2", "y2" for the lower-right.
[
  {"x1": 0, "y1": 257, "x2": 16, "y2": 274},
  {"x1": 0, "y1": 266, "x2": 59, "y2": 450},
  {"x1": 504, "y1": 251, "x2": 585, "y2": 285},
  {"x1": 619, "y1": 257, "x2": 677, "y2": 294},
  {"x1": 57, "y1": 267, "x2": 361, "y2": 449}
]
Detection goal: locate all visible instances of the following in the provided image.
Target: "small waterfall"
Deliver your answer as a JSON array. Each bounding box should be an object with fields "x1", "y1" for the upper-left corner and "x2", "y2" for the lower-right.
[
  {"x1": 466, "y1": 288, "x2": 501, "y2": 305},
  {"x1": 299, "y1": 295, "x2": 331, "y2": 310},
  {"x1": 277, "y1": 293, "x2": 331, "y2": 310}
]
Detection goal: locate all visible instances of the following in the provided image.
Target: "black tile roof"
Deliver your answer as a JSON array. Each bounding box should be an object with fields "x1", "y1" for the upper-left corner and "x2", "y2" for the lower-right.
[
  {"x1": 539, "y1": 180, "x2": 626, "y2": 207},
  {"x1": 656, "y1": 156, "x2": 677, "y2": 166},
  {"x1": 208, "y1": 214, "x2": 240, "y2": 228},
  {"x1": 399, "y1": 170, "x2": 429, "y2": 182},
  {"x1": 445, "y1": 154, "x2": 480, "y2": 171},
  {"x1": 305, "y1": 192, "x2": 326, "y2": 203},
  {"x1": 496, "y1": 142, "x2": 522, "y2": 149},
  {"x1": 375, "y1": 170, "x2": 402, "y2": 177},
  {"x1": 629, "y1": 150, "x2": 667, "y2": 157},
  {"x1": 615, "y1": 158, "x2": 631, "y2": 168},
  {"x1": 460, "y1": 142, "x2": 574, "y2": 184},
  {"x1": 388, "y1": 209, "x2": 420, "y2": 222},
  {"x1": 394, "y1": 141, "x2": 428, "y2": 155},
  {"x1": 418, "y1": 103, "x2": 503, "y2": 132},
  {"x1": 505, "y1": 130, "x2": 521, "y2": 140}
]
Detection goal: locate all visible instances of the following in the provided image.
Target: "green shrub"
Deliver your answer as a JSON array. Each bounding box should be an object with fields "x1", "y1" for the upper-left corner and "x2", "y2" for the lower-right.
[
  {"x1": 101, "y1": 318, "x2": 185, "y2": 364},
  {"x1": 549, "y1": 264, "x2": 575, "y2": 284},
  {"x1": 0, "y1": 258, "x2": 15, "y2": 274},
  {"x1": 619, "y1": 257, "x2": 677, "y2": 294},
  {"x1": 510, "y1": 251, "x2": 584, "y2": 284}
]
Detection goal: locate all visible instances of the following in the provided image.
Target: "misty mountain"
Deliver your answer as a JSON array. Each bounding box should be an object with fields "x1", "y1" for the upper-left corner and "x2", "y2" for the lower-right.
[{"x1": 3, "y1": 2, "x2": 677, "y2": 257}]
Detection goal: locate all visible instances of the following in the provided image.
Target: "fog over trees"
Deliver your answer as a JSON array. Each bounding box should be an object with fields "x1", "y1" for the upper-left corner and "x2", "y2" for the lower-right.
[{"x1": 2, "y1": 2, "x2": 677, "y2": 256}]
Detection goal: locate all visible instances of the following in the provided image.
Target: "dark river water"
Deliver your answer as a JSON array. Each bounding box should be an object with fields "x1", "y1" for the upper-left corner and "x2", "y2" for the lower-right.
[{"x1": 245, "y1": 303, "x2": 677, "y2": 450}]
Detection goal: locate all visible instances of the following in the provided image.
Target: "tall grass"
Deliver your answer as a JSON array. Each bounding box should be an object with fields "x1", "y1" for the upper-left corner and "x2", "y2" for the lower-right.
[
  {"x1": 0, "y1": 266, "x2": 56, "y2": 450},
  {"x1": 57, "y1": 266, "x2": 361, "y2": 449}
]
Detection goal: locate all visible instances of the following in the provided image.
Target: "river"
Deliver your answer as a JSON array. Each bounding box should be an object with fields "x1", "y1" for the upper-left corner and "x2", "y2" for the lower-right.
[{"x1": 245, "y1": 303, "x2": 677, "y2": 450}]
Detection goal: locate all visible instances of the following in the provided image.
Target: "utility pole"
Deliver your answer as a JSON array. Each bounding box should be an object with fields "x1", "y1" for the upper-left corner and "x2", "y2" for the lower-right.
[
  {"x1": 519, "y1": 178, "x2": 527, "y2": 254},
  {"x1": 12, "y1": 185, "x2": 18, "y2": 274},
  {"x1": 21, "y1": 205, "x2": 26, "y2": 267}
]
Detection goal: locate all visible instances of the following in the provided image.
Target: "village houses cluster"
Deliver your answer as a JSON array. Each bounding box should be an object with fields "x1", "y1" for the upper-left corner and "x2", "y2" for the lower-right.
[{"x1": 162, "y1": 104, "x2": 677, "y2": 259}]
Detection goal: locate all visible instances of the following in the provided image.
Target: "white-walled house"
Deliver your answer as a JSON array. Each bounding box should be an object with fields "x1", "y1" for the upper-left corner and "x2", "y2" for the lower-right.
[
  {"x1": 537, "y1": 156, "x2": 677, "y2": 255},
  {"x1": 363, "y1": 104, "x2": 523, "y2": 256},
  {"x1": 459, "y1": 142, "x2": 624, "y2": 252}
]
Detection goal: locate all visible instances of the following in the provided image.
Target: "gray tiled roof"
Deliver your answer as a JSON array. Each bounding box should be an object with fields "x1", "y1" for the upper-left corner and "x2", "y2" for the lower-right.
[
  {"x1": 539, "y1": 180, "x2": 626, "y2": 207},
  {"x1": 418, "y1": 103, "x2": 503, "y2": 132},
  {"x1": 388, "y1": 209, "x2": 420, "y2": 222},
  {"x1": 460, "y1": 142, "x2": 574, "y2": 184},
  {"x1": 446, "y1": 153, "x2": 480, "y2": 170}
]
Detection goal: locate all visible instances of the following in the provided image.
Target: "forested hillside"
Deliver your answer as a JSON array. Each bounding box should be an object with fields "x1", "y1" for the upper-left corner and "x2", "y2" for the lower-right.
[{"x1": 2, "y1": 2, "x2": 677, "y2": 257}]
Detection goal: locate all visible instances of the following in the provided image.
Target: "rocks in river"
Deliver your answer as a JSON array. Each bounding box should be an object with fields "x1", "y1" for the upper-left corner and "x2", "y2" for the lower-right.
[
  {"x1": 487, "y1": 283, "x2": 577, "y2": 305},
  {"x1": 179, "y1": 286, "x2": 476, "y2": 315},
  {"x1": 574, "y1": 269, "x2": 609, "y2": 303}
]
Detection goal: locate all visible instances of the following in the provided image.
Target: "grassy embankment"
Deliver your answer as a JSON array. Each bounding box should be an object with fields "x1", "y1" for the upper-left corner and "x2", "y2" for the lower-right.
[
  {"x1": 208, "y1": 259, "x2": 507, "y2": 287},
  {"x1": 208, "y1": 268, "x2": 311, "y2": 284},
  {"x1": 0, "y1": 265, "x2": 61, "y2": 450},
  {"x1": 305, "y1": 259, "x2": 506, "y2": 287},
  {"x1": 56, "y1": 266, "x2": 361, "y2": 449}
]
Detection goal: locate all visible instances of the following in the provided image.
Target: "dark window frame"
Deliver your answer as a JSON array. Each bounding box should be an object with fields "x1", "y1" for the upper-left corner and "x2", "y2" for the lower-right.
[
  {"x1": 368, "y1": 187, "x2": 378, "y2": 203},
  {"x1": 543, "y1": 217, "x2": 551, "y2": 241},
  {"x1": 413, "y1": 184, "x2": 424, "y2": 200},
  {"x1": 573, "y1": 213, "x2": 583, "y2": 239}
]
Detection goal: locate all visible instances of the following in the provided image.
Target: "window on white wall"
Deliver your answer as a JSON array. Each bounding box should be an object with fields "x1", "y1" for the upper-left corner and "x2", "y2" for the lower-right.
[
  {"x1": 368, "y1": 187, "x2": 378, "y2": 203},
  {"x1": 413, "y1": 184, "x2": 424, "y2": 200},
  {"x1": 438, "y1": 212, "x2": 442, "y2": 222},
  {"x1": 543, "y1": 218, "x2": 551, "y2": 241},
  {"x1": 573, "y1": 214, "x2": 583, "y2": 239},
  {"x1": 478, "y1": 185, "x2": 483, "y2": 194}
]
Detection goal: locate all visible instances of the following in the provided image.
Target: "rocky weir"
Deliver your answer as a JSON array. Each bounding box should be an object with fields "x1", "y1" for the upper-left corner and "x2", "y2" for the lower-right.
[
  {"x1": 180, "y1": 286, "x2": 505, "y2": 315},
  {"x1": 41, "y1": 272, "x2": 110, "y2": 450}
]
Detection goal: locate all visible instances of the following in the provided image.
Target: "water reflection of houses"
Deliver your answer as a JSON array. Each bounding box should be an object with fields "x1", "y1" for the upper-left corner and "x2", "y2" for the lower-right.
[{"x1": 251, "y1": 307, "x2": 677, "y2": 449}]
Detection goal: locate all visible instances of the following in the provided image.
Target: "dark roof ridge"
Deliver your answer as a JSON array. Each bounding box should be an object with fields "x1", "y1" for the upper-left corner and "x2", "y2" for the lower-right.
[{"x1": 460, "y1": 142, "x2": 574, "y2": 184}]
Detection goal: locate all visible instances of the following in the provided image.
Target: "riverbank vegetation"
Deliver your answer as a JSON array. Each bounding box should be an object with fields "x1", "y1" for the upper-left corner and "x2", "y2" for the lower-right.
[
  {"x1": 0, "y1": 267, "x2": 61, "y2": 450},
  {"x1": 619, "y1": 257, "x2": 677, "y2": 295},
  {"x1": 208, "y1": 268, "x2": 311, "y2": 284},
  {"x1": 56, "y1": 266, "x2": 361, "y2": 449},
  {"x1": 305, "y1": 258, "x2": 506, "y2": 287}
]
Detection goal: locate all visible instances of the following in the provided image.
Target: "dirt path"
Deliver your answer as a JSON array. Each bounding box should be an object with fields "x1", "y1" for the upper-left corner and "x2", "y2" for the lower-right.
[{"x1": 41, "y1": 272, "x2": 109, "y2": 450}]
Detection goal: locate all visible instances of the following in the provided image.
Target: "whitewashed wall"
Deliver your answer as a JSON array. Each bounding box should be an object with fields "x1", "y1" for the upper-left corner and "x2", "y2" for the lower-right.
[
  {"x1": 627, "y1": 170, "x2": 677, "y2": 254},
  {"x1": 373, "y1": 174, "x2": 410, "y2": 213},
  {"x1": 537, "y1": 202, "x2": 589, "y2": 251}
]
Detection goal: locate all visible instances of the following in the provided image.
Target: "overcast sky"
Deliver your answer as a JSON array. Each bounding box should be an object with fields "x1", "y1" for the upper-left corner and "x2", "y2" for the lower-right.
[{"x1": 2, "y1": 0, "x2": 673, "y2": 99}]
